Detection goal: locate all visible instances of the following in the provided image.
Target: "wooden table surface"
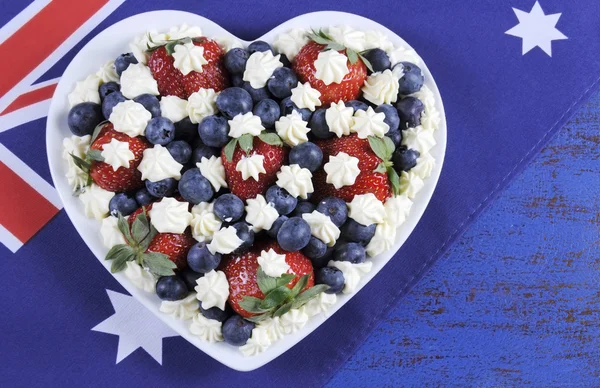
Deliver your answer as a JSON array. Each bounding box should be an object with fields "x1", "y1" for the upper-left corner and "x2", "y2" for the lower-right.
[{"x1": 327, "y1": 91, "x2": 600, "y2": 387}]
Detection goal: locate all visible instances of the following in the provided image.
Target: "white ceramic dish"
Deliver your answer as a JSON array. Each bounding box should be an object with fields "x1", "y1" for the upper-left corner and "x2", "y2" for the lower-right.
[{"x1": 46, "y1": 10, "x2": 446, "y2": 371}]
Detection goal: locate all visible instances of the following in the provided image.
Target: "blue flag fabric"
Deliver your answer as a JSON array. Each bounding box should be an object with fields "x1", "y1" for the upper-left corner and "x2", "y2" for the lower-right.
[{"x1": 2, "y1": 0, "x2": 600, "y2": 386}]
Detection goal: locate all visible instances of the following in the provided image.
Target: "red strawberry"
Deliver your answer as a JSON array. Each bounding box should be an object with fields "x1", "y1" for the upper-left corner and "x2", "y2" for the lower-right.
[
  {"x1": 312, "y1": 169, "x2": 391, "y2": 203},
  {"x1": 127, "y1": 203, "x2": 194, "y2": 270},
  {"x1": 221, "y1": 137, "x2": 287, "y2": 201},
  {"x1": 293, "y1": 41, "x2": 367, "y2": 105},
  {"x1": 147, "y1": 37, "x2": 229, "y2": 99},
  {"x1": 222, "y1": 241, "x2": 314, "y2": 318},
  {"x1": 89, "y1": 123, "x2": 150, "y2": 192},
  {"x1": 312, "y1": 134, "x2": 392, "y2": 202}
]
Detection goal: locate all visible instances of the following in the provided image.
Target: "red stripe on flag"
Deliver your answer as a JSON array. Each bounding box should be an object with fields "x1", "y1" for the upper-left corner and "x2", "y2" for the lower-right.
[
  {"x1": 0, "y1": 162, "x2": 59, "y2": 243},
  {"x1": 0, "y1": 0, "x2": 108, "y2": 99},
  {"x1": 1, "y1": 83, "x2": 56, "y2": 115}
]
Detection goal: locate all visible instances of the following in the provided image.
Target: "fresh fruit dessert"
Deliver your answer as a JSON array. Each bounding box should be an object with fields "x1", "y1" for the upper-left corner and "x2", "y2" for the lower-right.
[{"x1": 62, "y1": 23, "x2": 440, "y2": 356}]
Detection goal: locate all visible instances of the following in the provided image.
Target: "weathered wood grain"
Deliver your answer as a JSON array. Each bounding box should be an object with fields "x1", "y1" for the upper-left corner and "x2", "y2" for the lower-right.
[{"x1": 327, "y1": 92, "x2": 600, "y2": 387}]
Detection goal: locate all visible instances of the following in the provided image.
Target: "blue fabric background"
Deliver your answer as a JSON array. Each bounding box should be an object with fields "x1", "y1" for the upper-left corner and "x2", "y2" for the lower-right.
[{"x1": 1, "y1": 0, "x2": 599, "y2": 386}]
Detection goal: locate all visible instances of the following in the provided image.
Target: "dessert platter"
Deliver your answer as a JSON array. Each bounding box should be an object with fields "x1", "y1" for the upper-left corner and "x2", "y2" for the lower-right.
[{"x1": 46, "y1": 11, "x2": 446, "y2": 371}]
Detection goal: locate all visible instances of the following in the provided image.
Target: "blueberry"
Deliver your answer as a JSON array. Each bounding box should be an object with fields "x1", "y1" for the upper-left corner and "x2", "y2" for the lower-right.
[
  {"x1": 99, "y1": 82, "x2": 120, "y2": 100},
  {"x1": 334, "y1": 242, "x2": 366, "y2": 263},
  {"x1": 67, "y1": 102, "x2": 103, "y2": 136},
  {"x1": 247, "y1": 40, "x2": 273, "y2": 55},
  {"x1": 316, "y1": 267, "x2": 345, "y2": 294},
  {"x1": 345, "y1": 100, "x2": 369, "y2": 113},
  {"x1": 215, "y1": 87, "x2": 253, "y2": 119},
  {"x1": 267, "y1": 67, "x2": 298, "y2": 99},
  {"x1": 145, "y1": 117, "x2": 175, "y2": 145},
  {"x1": 395, "y1": 97, "x2": 424, "y2": 129},
  {"x1": 311, "y1": 246, "x2": 335, "y2": 269},
  {"x1": 191, "y1": 144, "x2": 220, "y2": 164},
  {"x1": 266, "y1": 186, "x2": 297, "y2": 215},
  {"x1": 308, "y1": 108, "x2": 333, "y2": 139},
  {"x1": 241, "y1": 81, "x2": 272, "y2": 103},
  {"x1": 135, "y1": 188, "x2": 156, "y2": 207},
  {"x1": 302, "y1": 236, "x2": 328, "y2": 259},
  {"x1": 155, "y1": 276, "x2": 188, "y2": 301},
  {"x1": 102, "y1": 91, "x2": 126, "y2": 119},
  {"x1": 253, "y1": 99, "x2": 280, "y2": 128},
  {"x1": 361, "y1": 48, "x2": 391, "y2": 73},
  {"x1": 174, "y1": 117, "x2": 199, "y2": 143},
  {"x1": 224, "y1": 48, "x2": 248, "y2": 74},
  {"x1": 133, "y1": 94, "x2": 161, "y2": 118},
  {"x1": 108, "y1": 193, "x2": 138, "y2": 216},
  {"x1": 316, "y1": 197, "x2": 348, "y2": 227},
  {"x1": 187, "y1": 242, "x2": 222, "y2": 273},
  {"x1": 166, "y1": 140, "x2": 192, "y2": 164},
  {"x1": 145, "y1": 178, "x2": 177, "y2": 198},
  {"x1": 114, "y1": 53, "x2": 138, "y2": 76},
  {"x1": 375, "y1": 104, "x2": 400, "y2": 132},
  {"x1": 222, "y1": 315, "x2": 255, "y2": 346},
  {"x1": 292, "y1": 201, "x2": 315, "y2": 217},
  {"x1": 213, "y1": 194, "x2": 244, "y2": 222},
  {"x1": 200, "y1": 304, "x2": 232, "y2": 322},
  {"x1": 267, "y1": 215, "x2": 288, "y2": 239},
  {"x1": 280, "y1": 97, "x2": 312, "y2": 122},
  {"x1": 231, "y1": 73, "x2": 244, "y2": 87},
  {"x1": 277, "y1": 217, "x2": 311, "y2": 251},
  {"x1": 198, "y1": 115, "x2": 230, "y2": 147},
  {"x1": 393, "y1": 146, "x2": 420, "y2": 172},
  {"x1": 341, "y1": 219, "x2": 376, "y2": 245},
  {"x1": 178, "y1": 267, "x2": 204, "y2": 292},
  {"x1": 289, "y1": 142, "x2": 323, "y2": 172},
  {"x1": 178, "y1": 168, "x2": 214, "y2": 204},
  {"x1": 232, "y1": 222, "x2": 254, "y2": 254},
  {"x1": 394, "y1": 62, "x2": 424, "y2": 95},
  {"x1": 386, "y1": 129, "x2": 402, "y2": 147}
]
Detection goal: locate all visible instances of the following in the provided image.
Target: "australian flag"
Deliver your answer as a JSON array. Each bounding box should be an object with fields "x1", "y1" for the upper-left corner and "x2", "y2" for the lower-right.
[{"x1": 1, "y1": 0, "x2": 599, "y2": 387}]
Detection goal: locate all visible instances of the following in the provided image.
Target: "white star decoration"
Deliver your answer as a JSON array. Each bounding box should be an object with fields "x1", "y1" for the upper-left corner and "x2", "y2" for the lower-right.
[
  {"x1": 92, "y1": 290, "x2": 178, "y2": 364},
  {"x1": 505, "y1": 1, "x2": 567, "y2": 57}
]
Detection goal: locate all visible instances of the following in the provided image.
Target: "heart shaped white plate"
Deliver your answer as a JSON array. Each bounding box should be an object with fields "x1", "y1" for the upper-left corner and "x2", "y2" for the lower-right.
[{"x1": 46, "y1": 10, "x2": 446, "y2": 371}]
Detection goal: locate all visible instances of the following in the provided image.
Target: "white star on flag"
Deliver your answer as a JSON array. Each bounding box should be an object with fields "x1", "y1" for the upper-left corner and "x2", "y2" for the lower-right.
[
  {"x1": 505, "y1": 1, "x2": 567, "y2": 57},
  {"x1": 92, "y1": 290, "x2": 178, "y2": 364}
]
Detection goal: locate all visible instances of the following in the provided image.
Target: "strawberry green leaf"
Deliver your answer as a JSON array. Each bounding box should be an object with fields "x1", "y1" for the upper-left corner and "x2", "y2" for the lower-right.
[
  {"x1": 143, "y1": 252, "x2": 177, "y2": 276},
  {"x1": 387, "y1": 167, "x2": 402, "y2": 195},
  {"x1": 131, "y1": 211, "x2": 151, "y2": 245},
  {"x1": 273, "y1": 301, "x2": 293, "y2": 317},
  {"x1": 139, "y1": 224, "x2": 157, "y2": 252},
  {"x1": 292, "y1": 284, "x2": 330, "y2": 308},
  {"x1": 239, "y1": 296, "x2": 272, "y2": 314},
  {"x1": 105, "y1": 244, "x2": 135, "y2": 262},
  {"x1": 374, "y1": 162, "x2": 388, "y2": 174},
  {"x1": 90, "y1": 120, "x2": 109, "y2": 143},
  {"x1": 87, "y1": 149, "x2": 104, "y2": 162},
  {"x1": 69, "y1": 153, "x2": 91, "y2": 172},
  {"x1": 325, "y1": 42, "x2": 345, "y2": 52},
  {"x1": 256, "y1": 267, "x2": 277, "y2": 295},
  {"x1": 289, "y1": 274, "x2": 309, "y2": 298},
  {"x1": 110, "y1": 253, "x2": 131, "y2": 273},
  {"x1": 245, "y1": 313, "x2": 271, "y2": 323},
  {"x1": 258, "y1": 132, "x2": 283, "y2": 146},
  {"x1": 383, "y1": 136, "x2": 396, "y2": 157},
  {"x1": 260, "y1": 286, "x2": 292, "y2": 310},
  {"x1": 238, "y1": 134, "x2": 254, "y2": 153},
  {"x1": 359, "y1": 54, "x2": 374, "y2": 73},
  {"x1": 275, "y1": 273, "x2": 296, "y2": 288},
  {"x1": 117, "y1": 213, "x2": 132, "y2": 243},
  {"x1": 346, "y1": 48, "x2": 358, "y2": 64},
  {"x1": 368, "y1": 136, "x2": 390, "y2": 161},
  {"x1": 224, "y1": 138, "x2": 238, "y2": 162}
]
